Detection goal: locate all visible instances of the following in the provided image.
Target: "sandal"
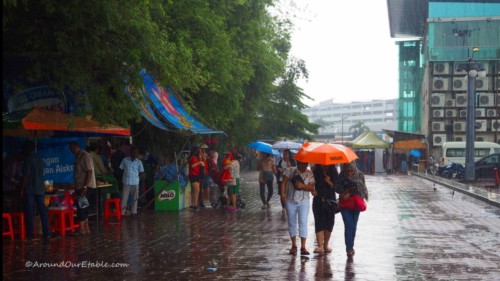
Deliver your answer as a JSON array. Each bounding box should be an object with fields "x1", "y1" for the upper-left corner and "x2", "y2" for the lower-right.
[
  {"x1": 289, "y1": 246, "x2": 297, "y2": 255},
  {"x1": 313, "y1": 248, "x2": 324, "y2": 254},
  {"x1": 324, "y1": 247, "x2": 332, "y2": 253},
  {"x1": 347, "y1": 249, "x2": 355, "y2": 256},
  {"x1": 300, "y1": 248, "x2": 310, "y2": 256}
]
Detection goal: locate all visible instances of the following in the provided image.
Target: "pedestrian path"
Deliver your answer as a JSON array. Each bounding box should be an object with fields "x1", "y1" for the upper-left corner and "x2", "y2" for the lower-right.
[{"x1": 3, "y1": 172, "x2": 499, "y2": 280}]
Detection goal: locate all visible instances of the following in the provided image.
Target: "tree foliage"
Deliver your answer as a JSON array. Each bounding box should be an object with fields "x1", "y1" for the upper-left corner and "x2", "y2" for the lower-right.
[
  {"x1": 349, "y1": 121, "x2": 370, "y2": 140},
  {"x1": 3, "y1": 0, "x2": 318, "y2": 149}
]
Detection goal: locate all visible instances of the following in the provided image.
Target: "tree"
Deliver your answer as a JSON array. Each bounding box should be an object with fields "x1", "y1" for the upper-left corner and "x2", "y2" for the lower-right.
[
  {"x1": 349, "y1": 121, "x2": 370, "y2": 140},
  {"x1": 3, "y1": 0, "x2": 318, "y2": 149}
]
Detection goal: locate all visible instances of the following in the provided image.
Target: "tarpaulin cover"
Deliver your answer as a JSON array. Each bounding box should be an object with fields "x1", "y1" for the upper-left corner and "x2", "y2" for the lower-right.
[
  {"x1": 127, "y1": 70, "x2": 223, "y2": 135},
  {"x1": 126, "y1": 84, "x2": 172, "y2": 131},
  {"x1": 21, "y1": 107, "x2": 130, "y2": 136}
]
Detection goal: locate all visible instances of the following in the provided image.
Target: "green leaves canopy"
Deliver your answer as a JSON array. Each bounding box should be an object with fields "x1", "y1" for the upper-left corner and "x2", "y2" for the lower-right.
[{"x1": 3, "y1": 0, "x2": 318, "y2": 147}]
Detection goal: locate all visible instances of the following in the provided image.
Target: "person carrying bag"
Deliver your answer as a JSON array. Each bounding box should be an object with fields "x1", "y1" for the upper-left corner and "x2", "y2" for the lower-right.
[{"x1": 335, "y1": 162, "x2": 369, "y2": 257}]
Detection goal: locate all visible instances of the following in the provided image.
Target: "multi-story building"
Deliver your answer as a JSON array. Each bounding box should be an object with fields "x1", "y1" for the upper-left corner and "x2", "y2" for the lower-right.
[
  {"x1": 387, "y1": 0, "x2": 500, "y2": 158},
  {"x1": 302, "y1": 99, "x2": 398, "y2": 141}
]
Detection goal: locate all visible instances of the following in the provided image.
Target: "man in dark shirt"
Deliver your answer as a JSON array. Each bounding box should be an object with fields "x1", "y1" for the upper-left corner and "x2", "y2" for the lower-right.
[
  {"x1": 111, "y1": 142, "x2": 128, "y2": 190},
  {"x1": 21, "y1": 140, "x2": 50, "y2": 239}
]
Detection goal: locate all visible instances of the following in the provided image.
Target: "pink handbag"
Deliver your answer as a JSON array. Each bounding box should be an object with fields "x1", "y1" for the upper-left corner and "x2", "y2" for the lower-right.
[{"x1": 339, "y1": 194, "x2": 367, "y2": 212}]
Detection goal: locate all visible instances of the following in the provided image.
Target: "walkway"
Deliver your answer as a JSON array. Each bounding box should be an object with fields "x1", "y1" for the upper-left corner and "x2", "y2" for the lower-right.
[{"x1": 3, "y1": 171, "x2": 500, "y2": 280}]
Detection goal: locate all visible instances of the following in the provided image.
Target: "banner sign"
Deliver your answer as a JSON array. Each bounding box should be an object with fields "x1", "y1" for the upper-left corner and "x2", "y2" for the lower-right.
[
  {"x1": 7, "y1": 86, "x2": 67, "y2": 113},
  {"x1": 126, "y1": 85, "x2": 171, "y2": 131},
  {"x1": 139, "y1": 70, "x2": 223, "y2": 134},
  {"x1": 3, "y1": 137, "x2": 86, "y2": 183}
]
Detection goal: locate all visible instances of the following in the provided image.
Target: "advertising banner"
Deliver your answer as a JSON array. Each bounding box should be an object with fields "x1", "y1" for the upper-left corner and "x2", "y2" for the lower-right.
[{"x1": 2, "y1": 137, "x2": 86, "y2": 183}]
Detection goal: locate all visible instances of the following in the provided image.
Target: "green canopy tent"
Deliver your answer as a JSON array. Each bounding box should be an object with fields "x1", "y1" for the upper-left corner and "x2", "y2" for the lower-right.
[
  {"x1": 351, "y1": 131, "x2": 390, "y2": 149},
  {"x1": 351, "y1": 131, "x2": 390, "y2": 174}
]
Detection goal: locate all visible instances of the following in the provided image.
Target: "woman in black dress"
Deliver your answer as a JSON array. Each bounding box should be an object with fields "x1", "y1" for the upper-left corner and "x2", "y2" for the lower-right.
[{"x1": 312, "y1": 164, "x2": 338, "y2": 254}]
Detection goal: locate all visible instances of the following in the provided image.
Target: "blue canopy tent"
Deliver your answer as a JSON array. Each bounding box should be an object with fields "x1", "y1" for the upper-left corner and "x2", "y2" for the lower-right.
[
  {"x1": 127, "y1": 70, "x2": 224, "y2": 135},
  {"x1": 126, "y1": 70, "x2": 225, "y2": 210}
]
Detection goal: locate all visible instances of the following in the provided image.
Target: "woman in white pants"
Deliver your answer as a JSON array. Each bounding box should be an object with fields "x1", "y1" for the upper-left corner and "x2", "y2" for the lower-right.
[{"x1": 280, "y1": 161, "x2": 316, "y2": 256}]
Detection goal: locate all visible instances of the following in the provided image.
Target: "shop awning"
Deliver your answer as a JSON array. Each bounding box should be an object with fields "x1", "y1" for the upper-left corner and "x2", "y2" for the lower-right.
[
  {"x1": 126, "y1": 70, "x2": 224, "y2": 135},
  {"x1": 383, "y1": 129, "x2": 427, "y2": 149},
  {"x1": 20, "y1": 107, "x2": 130, "y2": 136}
]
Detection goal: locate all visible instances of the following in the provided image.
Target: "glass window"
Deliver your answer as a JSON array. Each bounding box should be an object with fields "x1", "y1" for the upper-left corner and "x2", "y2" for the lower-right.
[{"x1": 475, "y1": 148, "x2": 490, "y2": 157}]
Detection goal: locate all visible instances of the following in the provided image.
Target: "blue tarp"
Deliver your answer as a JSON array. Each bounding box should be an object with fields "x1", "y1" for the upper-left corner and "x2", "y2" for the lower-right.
[
  {"x1": 154, "y1": 163, "x2": 188, "y2": 189},
  {"x1": 127, "y1": 70, "x2": 223, "y2": 135},
  {"x1": 126, "y1": 84, "x2": 172, "y2": 131}
]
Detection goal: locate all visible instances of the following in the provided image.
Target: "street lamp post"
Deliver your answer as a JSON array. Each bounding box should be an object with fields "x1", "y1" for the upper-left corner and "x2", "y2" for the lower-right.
[
  {"x1": 456, "y1": 47, "x2": 486, "y2": 181},
  {"x1": 341, "y1": 113, "x2": 355, "y2": 144},
  {"x1": 341, "y1": 113, "x2": 344, "y2": 144}
]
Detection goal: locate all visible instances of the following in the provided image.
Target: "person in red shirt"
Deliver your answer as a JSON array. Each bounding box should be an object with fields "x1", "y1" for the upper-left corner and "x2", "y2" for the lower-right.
[{"x1": 189, "y1": 146, "x2": 205, "y2": 210}]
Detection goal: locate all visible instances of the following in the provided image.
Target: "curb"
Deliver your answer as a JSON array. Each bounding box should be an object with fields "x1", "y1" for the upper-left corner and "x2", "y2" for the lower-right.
[{"x1": 413, "y1": 172, "x2": 500, "y2": 208}]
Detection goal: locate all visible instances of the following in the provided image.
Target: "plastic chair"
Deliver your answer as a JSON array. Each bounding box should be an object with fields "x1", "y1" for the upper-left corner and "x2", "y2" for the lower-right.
[
  {"x1": 3, "y1": 213, "x2": 14, "y2": 240},
  {"x1": 48, "y1": 208, "x2": 78, "y2": 237},
  {"x1": 10, "y1": 212, "x2": 34, "y2": 240},
  {"x1": 103, "y1": 198, "x2": 122, "y2": 222}
]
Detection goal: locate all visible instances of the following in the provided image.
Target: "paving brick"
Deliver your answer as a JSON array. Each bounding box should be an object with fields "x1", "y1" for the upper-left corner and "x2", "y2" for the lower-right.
[{"x1": 2, "y1": 171, "x2": 500, "y2": 280}]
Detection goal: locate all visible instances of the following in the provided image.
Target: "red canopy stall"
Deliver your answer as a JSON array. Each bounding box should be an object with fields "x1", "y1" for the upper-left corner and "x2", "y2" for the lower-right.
[{"x1": 21, "y1": 107, "x2": 130, "y2": 136}]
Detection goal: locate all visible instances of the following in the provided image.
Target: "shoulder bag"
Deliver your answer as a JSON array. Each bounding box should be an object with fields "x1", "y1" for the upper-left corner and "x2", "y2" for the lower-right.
[
  {"x1": 77, "y1": 195, "x2": 90, "y2": 209},
  {"x1": 339, "y1": 193, "x2": 366, "y2": 212}
]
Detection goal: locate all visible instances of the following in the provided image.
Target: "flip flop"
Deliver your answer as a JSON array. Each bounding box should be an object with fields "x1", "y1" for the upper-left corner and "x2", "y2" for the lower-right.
[
  {"x1": 300, "y1": 248, "x2": 310, "y2": 256},
  {"x1": 324, "y1": 247, "x2": 332, "y2": 253},
  {"x1": 313, "y1": 248, "x2": 324, "y2": 254},
  {"x1": 289, "y1": 246, "x2": 297, "y2": 255}
]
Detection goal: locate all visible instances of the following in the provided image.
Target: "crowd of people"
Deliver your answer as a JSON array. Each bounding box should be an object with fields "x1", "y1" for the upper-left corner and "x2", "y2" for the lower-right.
[
  {"x1": 2, "y1": 139, "x2": 158, "y2": 238},
  {"x1": 186, "y1": 145, "x2": 242, "y2": 212},
  {"x1": 3, "y1": 139, "x2": 370, "y2": 258}
]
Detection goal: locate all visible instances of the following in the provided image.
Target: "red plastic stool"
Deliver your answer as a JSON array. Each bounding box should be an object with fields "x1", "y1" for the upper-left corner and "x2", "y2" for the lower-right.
[
  {"x1": 10, "y1": 212, "x2": 36, "y2": 240},
  {"x1": 103, "y1": 198, "x2": 122, "y2": 221},
  {"x1": 3, "y1": 213, "x2": 14, "y2": 240},
  {"x1": 48, "y1": 208, "x2": 78, "y2": 237}
]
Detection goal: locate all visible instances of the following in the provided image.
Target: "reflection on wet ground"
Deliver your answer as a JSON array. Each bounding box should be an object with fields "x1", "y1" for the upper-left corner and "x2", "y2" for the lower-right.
[{"x1": 3, "y1": 172, "x2": 500, "y2": 280}]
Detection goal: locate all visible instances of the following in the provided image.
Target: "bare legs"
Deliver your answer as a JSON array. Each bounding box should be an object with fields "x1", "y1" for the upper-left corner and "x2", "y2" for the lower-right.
[
  {"x1": 79, "y1": 219, "x2": 90, "y2": 234},
  {"x1": 191, "y1": 181, "x2": 200, "y2": 207},
  {"x1": 315, "y1": 230, "x2": 332, "y2": 253},
  {"x1": 230, "y1": 194, "x2": 236, "y2": 208},
  {"x1": 315, "y1": 231, "x2": 324, "y2": 253},
  {"x1": 323, "y1": 230, "x2": 332, "y2": 252}
]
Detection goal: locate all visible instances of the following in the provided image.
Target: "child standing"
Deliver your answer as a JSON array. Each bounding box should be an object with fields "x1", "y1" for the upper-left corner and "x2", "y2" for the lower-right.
[{"x1": 227, "y1": 154, "x2": 241, "y2": 211}]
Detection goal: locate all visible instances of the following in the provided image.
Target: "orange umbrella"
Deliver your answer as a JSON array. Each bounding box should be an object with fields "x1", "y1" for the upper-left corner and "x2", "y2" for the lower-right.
[{"x1": 293, "y1": 142, "x2": 358, "y2": 165}]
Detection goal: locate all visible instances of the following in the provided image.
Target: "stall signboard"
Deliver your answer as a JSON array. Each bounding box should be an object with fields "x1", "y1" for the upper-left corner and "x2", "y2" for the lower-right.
[
  {"x1": 7, "y1": 86, "x2": 67, "y2": 113},
  {"x1": 154, "y1": 180, "x2": 189, "y2": 211},
  {"x1": 2, "y1": 137, "x2": 85, "y2": 183}
]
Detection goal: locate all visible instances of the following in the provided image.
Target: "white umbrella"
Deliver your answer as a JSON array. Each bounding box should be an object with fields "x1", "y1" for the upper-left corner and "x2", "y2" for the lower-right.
[{"x1": 272, "y1": 141, "x2": 303, "y2": 150}]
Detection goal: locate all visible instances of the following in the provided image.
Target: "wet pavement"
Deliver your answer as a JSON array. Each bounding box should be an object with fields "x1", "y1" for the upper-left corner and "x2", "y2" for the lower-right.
[
  {"x1": 413, "y1": 172, "x2": 500, "y2": 208},
  {"x1": 3, "y1": 171, "x2": 500, "y2": 280}
]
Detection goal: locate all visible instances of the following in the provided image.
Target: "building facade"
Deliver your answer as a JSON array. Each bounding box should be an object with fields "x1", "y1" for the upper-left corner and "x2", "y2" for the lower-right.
[
  {"x1": 302, "y1": 99, "x2": 398, "y2": 142},
  {"x1": 387, "y1": 0, "x2": 500, "y2": 159}
]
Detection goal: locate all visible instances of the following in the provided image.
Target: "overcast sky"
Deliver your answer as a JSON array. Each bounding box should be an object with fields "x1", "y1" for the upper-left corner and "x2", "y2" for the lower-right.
[{"x1": 286, "y1": 0, "x2": 400, "y2": 106}]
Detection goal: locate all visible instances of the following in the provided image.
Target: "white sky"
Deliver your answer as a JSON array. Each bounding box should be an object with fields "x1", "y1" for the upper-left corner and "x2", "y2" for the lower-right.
[{"x1": 286, "y1": 1, "x2": 399, "y2": 106}]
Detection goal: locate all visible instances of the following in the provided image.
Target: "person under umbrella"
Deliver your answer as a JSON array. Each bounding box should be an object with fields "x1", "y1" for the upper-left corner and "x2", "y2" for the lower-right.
[
  {"x1": 280, "y1": 160, "x2": 316, "y2": 256},
  {"x1": 334, "y1": 162, "x2": 368, "y2": 257},
  {"x1": 257, "y1": 152, "x2": 277, "y2": 209}
]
